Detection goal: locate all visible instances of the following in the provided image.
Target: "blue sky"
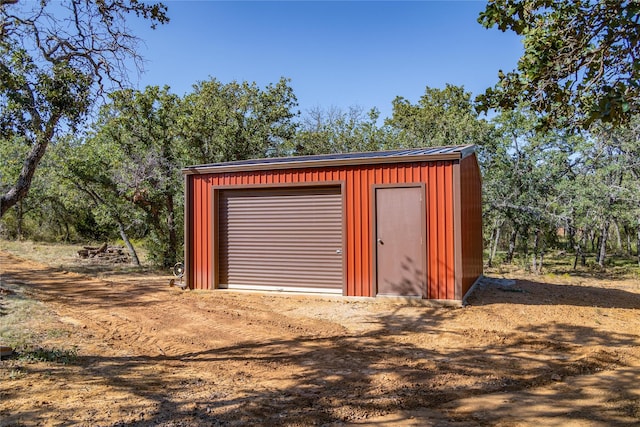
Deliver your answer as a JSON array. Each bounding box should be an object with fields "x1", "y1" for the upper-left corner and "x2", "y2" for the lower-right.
[{"x1": 131, "y1": 1, "x2": 523, "y2": 120}]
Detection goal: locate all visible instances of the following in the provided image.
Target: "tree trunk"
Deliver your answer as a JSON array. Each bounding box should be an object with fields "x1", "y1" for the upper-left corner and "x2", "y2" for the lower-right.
[
  {"x1": 625, "y1": 225, "x2": 632, "y2": 256},
  {"x1": 0, "y1": 122, "x2": 57, "y2": 217},
  {"x1": 567, "y1": 222, "x2": 575, "y2": 252},
  {"x1": 521, "y1": 225, "x2": 529, "y2": 267},
  {"x1": 598, "y1": 222, "x2": 609, "y2": 269},
  {"x1": 573, "y1": 243, "x2": 582, "y2": 270},
  {"x1": 64, "y1": 221, "x2": 70, "y2": 242},
  {"x1": 486, "y1": 226, "x2": 495, "y2": 268},
  {"x1": 490, "y1": 222, "x2": 501, "y2": 267},
  {"x1": 165, "y1": 193, "x2": 178, "y2": 268},
  {"x1": 613, "y1": 221, "x2": 622, "y2": 253},
  {"x1": 506, "y1": 228, "x2": 518, "y2": 264},
  {"x1": 539, "y1": 233, "x2": 546, "y2": 273},
  {"x1": 532, "y1": 229, "x2": 539, "y2": 274},
  {"x1": 117, "y1": 221, "x2": 140, "y2": 266},
  {"x1": 637, "y1": 227, "x2": 640, "y2": 267},
  {"x1": 15, "y1": 200, "x2": 24, "y2": 241},
  {"x1": 486, "y1": 219, "x2": 500, "y2": 267}
]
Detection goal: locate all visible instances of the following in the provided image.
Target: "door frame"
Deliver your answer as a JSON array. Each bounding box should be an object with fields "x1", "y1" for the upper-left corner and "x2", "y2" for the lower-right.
[
  {"x1": 211, "y1": 181, "x2": 346, "y2": 294},
  {"x1": 370, "y1": 183, "x2": 428, "y2": 298}
]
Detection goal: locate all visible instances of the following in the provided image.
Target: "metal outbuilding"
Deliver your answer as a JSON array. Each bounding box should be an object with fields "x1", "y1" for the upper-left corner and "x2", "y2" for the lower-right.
[{"x1": 182, "y1": 145, "x2": 483, "y2": 302}]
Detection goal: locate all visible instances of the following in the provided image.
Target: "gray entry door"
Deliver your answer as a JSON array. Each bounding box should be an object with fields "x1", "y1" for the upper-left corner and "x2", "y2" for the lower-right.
[{"x1": 375, "y1": 187, "x2": 425, "y2": 297}]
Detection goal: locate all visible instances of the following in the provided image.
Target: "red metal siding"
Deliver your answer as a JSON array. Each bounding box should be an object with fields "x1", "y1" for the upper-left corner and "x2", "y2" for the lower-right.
[
  {"x1": 187, "y1": 161, "x2": 456, "y2": 298},
  {"x1": 460, "y1": 155, "x2": 484, "y2": 296},
  {"x1": 189, "y1": 174, "x2": 212, "y2": 290}
]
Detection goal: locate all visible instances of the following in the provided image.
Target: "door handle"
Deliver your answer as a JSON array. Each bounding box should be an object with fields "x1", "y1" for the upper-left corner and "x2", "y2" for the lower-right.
[
  {"x1": 336, "y1": 249, "x2": 342, "y2": 255},
  {"x1": 377, "y1": 239, "x2": 384, "y2": 245}
]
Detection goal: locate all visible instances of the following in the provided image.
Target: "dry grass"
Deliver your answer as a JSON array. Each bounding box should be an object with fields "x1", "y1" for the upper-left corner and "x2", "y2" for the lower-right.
[
  {"x1": 486, "y1": 250, "x2": 640, "y2": 283},
  {"x1": 0, "y1": 240, "x2": 81, "y2": 267},
  {"x1": 0, "y1": 239, "x2": 164, "y2": 277},
  {"x1": 0, "y1": 239, "x2": 158, "y2": 355},
  {"x1": 0, "y1": 276, "x2": 64, "y2": 356}
]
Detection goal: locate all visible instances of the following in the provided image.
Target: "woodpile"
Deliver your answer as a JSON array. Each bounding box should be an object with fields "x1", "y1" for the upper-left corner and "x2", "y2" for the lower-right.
[{"x1": 77, "y1": 243, "x2": 131, "y2": 264}]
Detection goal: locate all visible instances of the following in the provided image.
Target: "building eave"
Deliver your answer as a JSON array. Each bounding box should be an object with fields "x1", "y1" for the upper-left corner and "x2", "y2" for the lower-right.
[{"x1": 182, "y1": 144, "x2": 476, "y2": 175}]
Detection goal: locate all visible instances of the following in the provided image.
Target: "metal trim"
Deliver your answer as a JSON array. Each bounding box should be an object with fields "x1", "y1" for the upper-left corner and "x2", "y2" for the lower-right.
[
  {"x1": 184, "y1": 174, "x2": 191, "y2": 289},
  {"x1": 452, "y1": 160, "x2": 463, "y2": 300},
  {"x1": 458, "y1": 145, "x2": 477, "y2": 161},
  {"x1": 211, "y1": 187, "x2": 220, "y2": 290},
  {"x1": 209, "y1": 181, "x2": 344, "y2": 191},
  {"x1": 182, "y1": 147, "x2": 474, "y2": 175},
  {"x1": 340, "y1": 181, "x2": 347, "y2": 297},
  {"x1": 461, "y1": 274, "x2": 484, "y2": 306},
  {"x1": 225, "y1": 284, "x2": 343, "y2": 295}
]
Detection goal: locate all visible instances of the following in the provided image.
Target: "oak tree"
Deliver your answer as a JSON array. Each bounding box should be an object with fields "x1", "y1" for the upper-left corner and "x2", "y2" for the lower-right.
[
  {"x1": 386, "y1": 84, "x2": 492, "y2": 148},
  {"x1": 478, "y1": 0, "x2": 640, "y2": 129},
  {"x1": 0, "y1": 0, "x2": 168, "y2": 217}
]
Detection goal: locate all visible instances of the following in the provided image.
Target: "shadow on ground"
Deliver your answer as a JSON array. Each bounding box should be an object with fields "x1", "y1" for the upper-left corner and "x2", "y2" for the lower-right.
[
  {"x1": 466, "y1": 276, "x2": 640, "y2": 309},
  {"x1": 3, "y1": 303, "x2": 639, "y2": 426},
  {"x1": 2, "y1": 254, "x2": 639, "y2": 426}
]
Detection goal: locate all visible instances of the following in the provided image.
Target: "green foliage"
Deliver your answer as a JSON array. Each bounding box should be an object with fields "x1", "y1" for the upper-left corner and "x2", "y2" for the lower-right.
[
  {"x1": 0, "y1": 136, "x2": 29, "y2": 193},
  {"x1": 291, "y1": 106, "x2": 395, "y2": 155},
  {"x1": 60, "y1": 134, "x2": 142, "y2": 242},
  {"x1": 566, "y1": 119, "x2": 640, "y2": 266},
  {"x1": 180, "y1": 77, "x2": 299, "y2": 164},
  {"x1": 478, "y1": 0, "x2": 640, "y2": 129},
  {"x1": 482, "y1": 101, "x2": 640, "y2": 270},
  {"x1": 0, "y1": 135, "x2": 105, "y2": 241},
  {"x1": 87, "y1": 86, "x2": 183, "y2": 267},
  {"x1": 0, "y1": 0, "x2": 169, "y2": 217},
  {"x1": 385, "y1": 84, "x2": 492, "y2": 148},
  {"x1": 484, "y1": 107, "x2": 573, "y2": 223},
  {"x1": 482, "y1": 106, "x2": 574, "y2": 267},
  {"x1": 63, "y1": 78, "x2": 300, "y2": 267},
  {"x1": 17, "y1": 347, "x2": 79, "y2": 365}
]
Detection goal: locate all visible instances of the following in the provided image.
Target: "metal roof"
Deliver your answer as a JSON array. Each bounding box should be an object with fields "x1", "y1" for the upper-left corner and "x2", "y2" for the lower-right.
[{"x1": 182, "y1": 144, "x2": 476, "y2": 175}]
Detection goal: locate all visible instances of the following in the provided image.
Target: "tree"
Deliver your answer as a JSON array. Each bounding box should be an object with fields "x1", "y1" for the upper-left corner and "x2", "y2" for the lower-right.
[
  {"x1": 93, "y1": 86, "x2": 183, "y2": 267},
  {"x1": 573, "y1": 120, "x2": 640, "y2": 268},
  {"x1": 0, "y1": 134, "x2": 111, "y2": 242},
  {"x1": 478, "y1": 0, "x2": 640, "y2": 129},
  {"x1": 482, "y1": 106, "x2": 574, "y2": 271},
  {"x1": 79, "y1": 79, "x2": 299, "y2": 266},
  {"x1": 386, "y1": 84, "x2": 492, "y2": 148},
  {"x1": 180, "y1": 77, "x2": 299, "y2": 164},
  {"x1": 60, "y1": 135, "x2": 144, "y2": 264},
  {"x1": 292, "y1": 106, "x2": 393, "y2": 155},
  {"x1": 614, "y1": 116, "x2": 640, "y2": 265},
  {"x1": 0, "y1": 0, "x2": 168, "y2": 217}
]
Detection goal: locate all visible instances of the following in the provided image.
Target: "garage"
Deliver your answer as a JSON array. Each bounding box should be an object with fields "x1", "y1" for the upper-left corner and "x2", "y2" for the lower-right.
[
  {"x1": 218, "y1": 187, "x2": 343, "y2": 293},
  {"x1": 183, "y1": 145, "x2": 483, "y2": 303}
]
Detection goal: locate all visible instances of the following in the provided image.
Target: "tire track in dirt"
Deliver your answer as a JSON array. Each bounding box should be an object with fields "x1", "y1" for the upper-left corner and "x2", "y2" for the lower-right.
[{"x1": 3, "y1": 250, "x2": 640, "y2": 426}]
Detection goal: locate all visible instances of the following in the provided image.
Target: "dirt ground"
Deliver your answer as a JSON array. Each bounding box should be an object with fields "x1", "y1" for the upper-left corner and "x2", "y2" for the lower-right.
[{"x1": 1, "y1": 249, "x2": 640, "y2": 426}]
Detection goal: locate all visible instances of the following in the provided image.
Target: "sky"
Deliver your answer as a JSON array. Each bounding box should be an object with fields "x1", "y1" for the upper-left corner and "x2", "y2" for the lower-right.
[{"x1": 131, "y1": 1, "x2": 524, "y2": 121}]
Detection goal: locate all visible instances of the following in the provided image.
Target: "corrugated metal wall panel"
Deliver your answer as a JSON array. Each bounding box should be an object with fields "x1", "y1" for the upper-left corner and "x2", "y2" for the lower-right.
[
  {"x1": 345, "y1": 169, "x2": 355, "y2": 295},
  {"x1": 427, "y1": 164, "x2": 438, "y2": 298},
  {"x1": 187, "y1": 161, "x2": 456, "y2": 299},
  {"x1": 188, "y1": 175, "x2": 212, "y2": 290},
  {"x1": 219, "y1": 187, "x2": 343, "y2": 292},
  {"x1": 460, "y1": 155, "x2": 483, "y2": 296},
  {"x1": 445, "y1": 161, "x2": 455, "y2": 299},
  {"x1": 437, "y1": 164, "x2": 446, "y2": 298}
]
